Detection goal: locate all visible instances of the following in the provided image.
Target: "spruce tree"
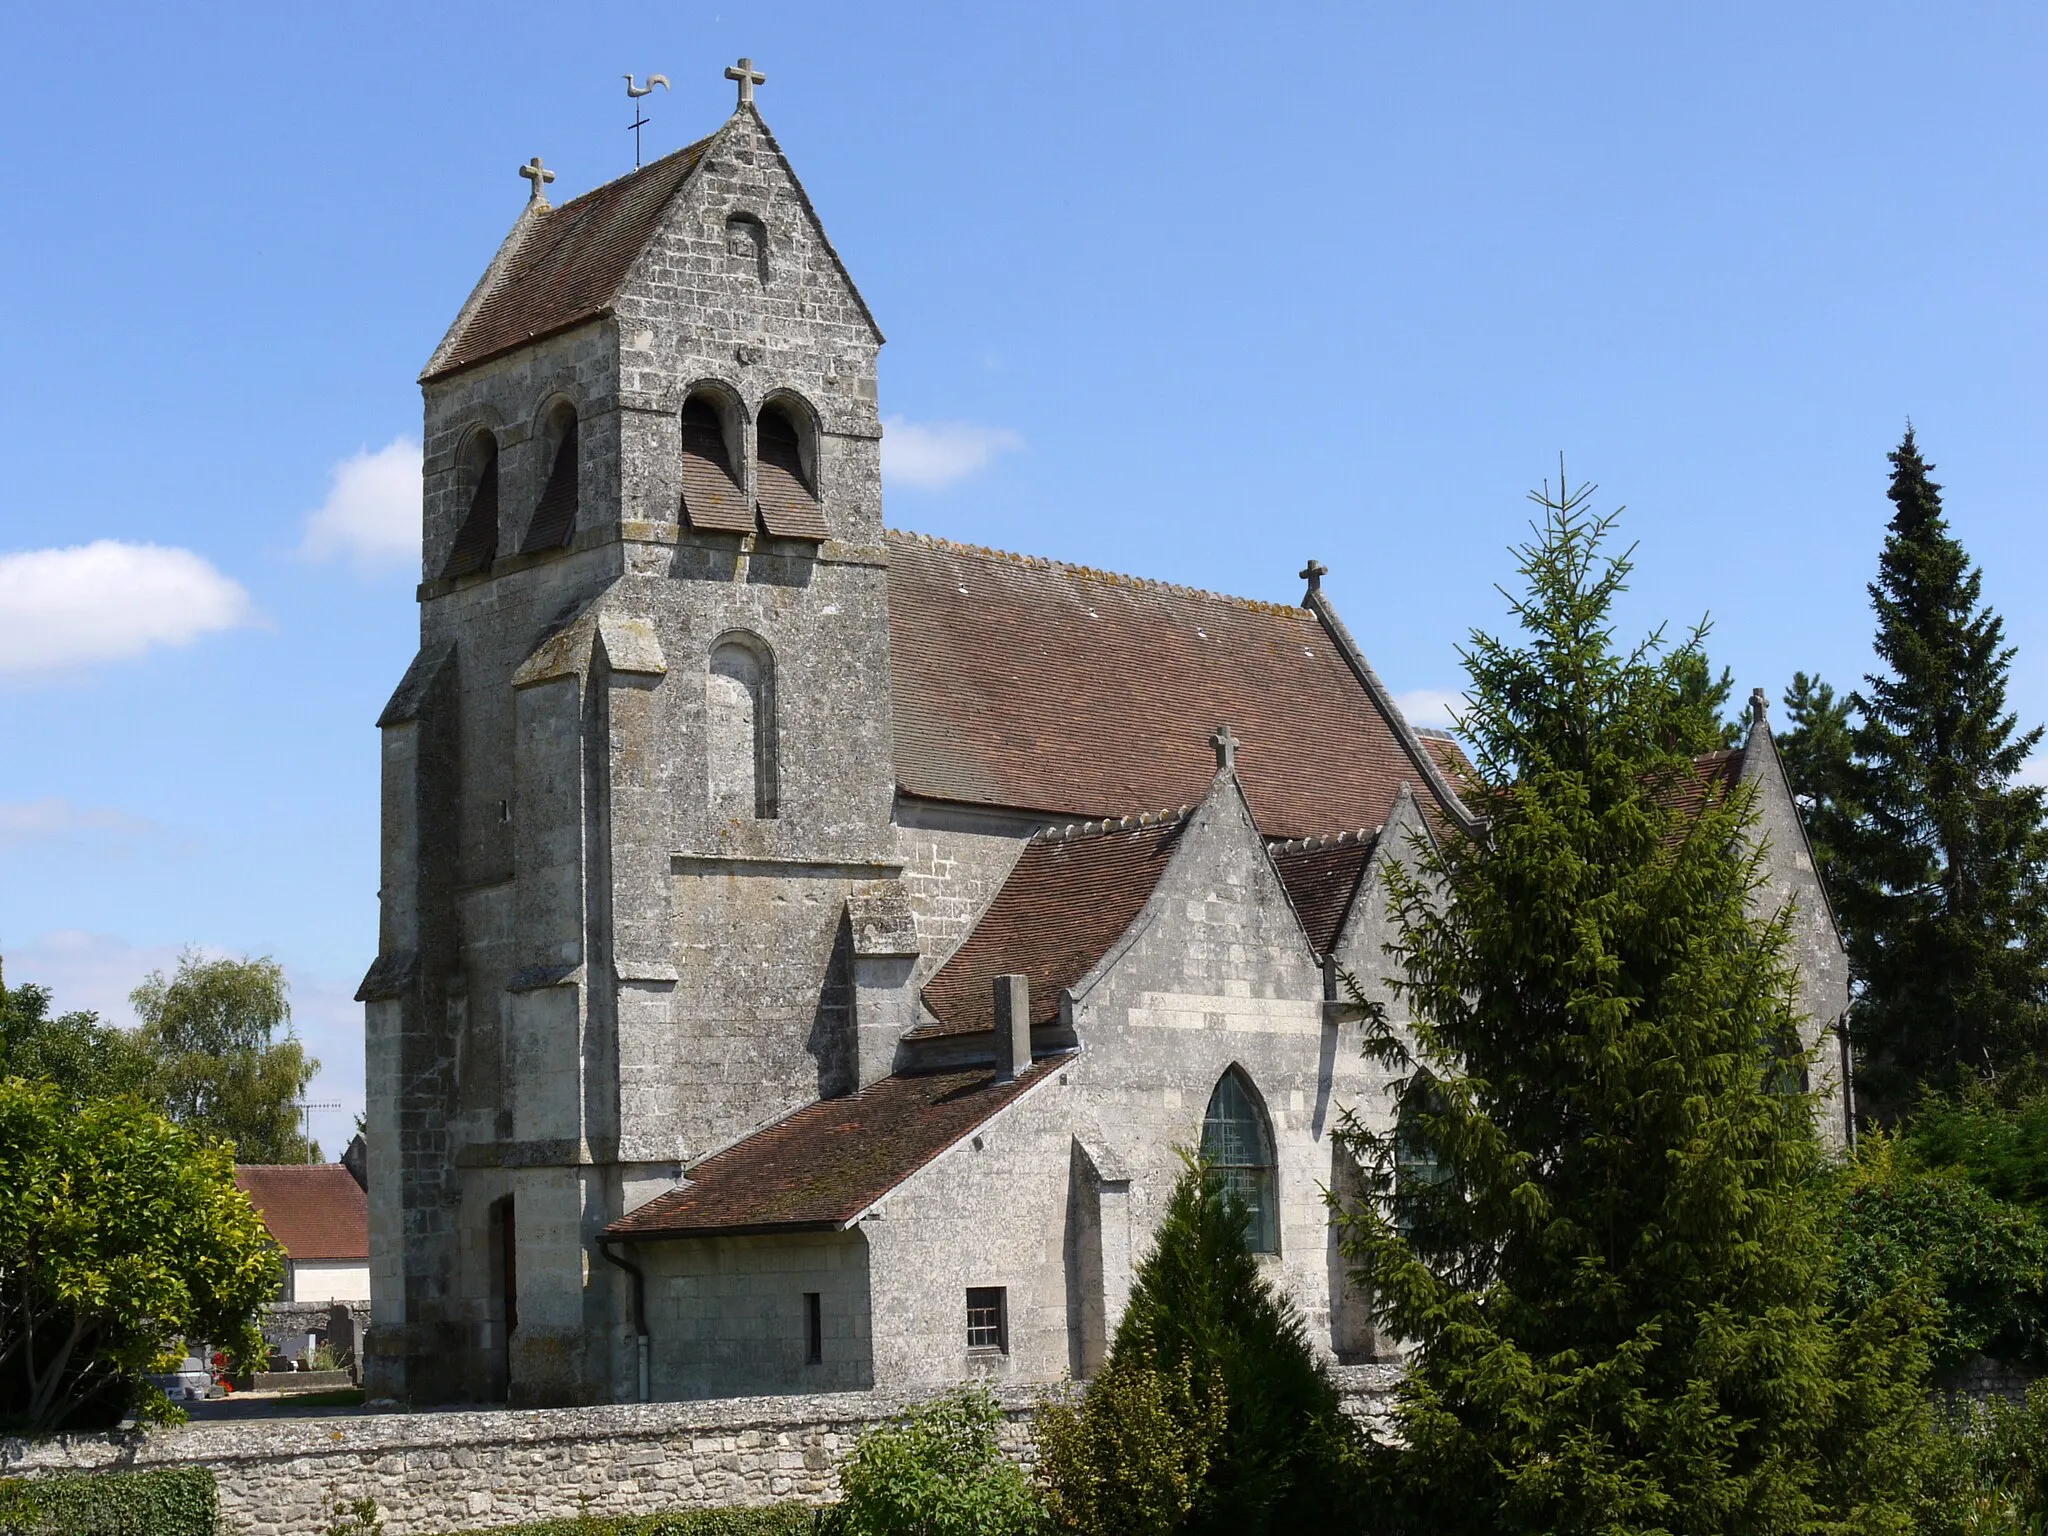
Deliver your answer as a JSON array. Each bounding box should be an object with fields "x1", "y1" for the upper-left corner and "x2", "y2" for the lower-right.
[
  {"x1": 1839, "y1": 429, "x2": 2048, "y2": 1113},
  {"x1": 1777, "y1": 671, "x2": 1859, "y2": 895},
  {"x1": 1335, "y1": 475, "x2": 1932, "y2": 1535}
]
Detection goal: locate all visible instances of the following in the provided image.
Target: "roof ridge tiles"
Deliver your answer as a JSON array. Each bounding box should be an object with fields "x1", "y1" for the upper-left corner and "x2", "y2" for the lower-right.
[
  {"x1": 1266, "y1": 825, "x2": 1381, "y2": 856},
  {"x1": 886, "y1": 528, "x2": 1307, "y2": 618},
  {"x1": 1030, "y1": 807, "x2": 1194, "y2": 844}
]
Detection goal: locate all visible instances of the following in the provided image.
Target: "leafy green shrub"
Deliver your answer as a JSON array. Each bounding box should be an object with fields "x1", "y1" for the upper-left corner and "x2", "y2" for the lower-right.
[
  {"x1": 1915, "y1": 1383, "x2": 2048, "y2": 1536},
  {"x1": 1910, "y1": 1093, "x2": 2048, "y2": 1212},
  {"x1": 0, "y1": 1466, "x2": 217, "y2": 1536},
  {"x1": 1033, "y1": 1356, "x2": 1225, "y2": 1536},
  {"x1": 0, "y1": 1078, "x2": 280, "y2": 1432},
  {"x1": 1038, "y1": 1158, "x2": 1360, "y2": 1535},
  {"x1": 1822, "y1": 1134, "x2": 2048, "y2": 1372},
  {"x1": 830, "y1": 1384, "x2": 1042, "y2": 1536},
  {"x1": 442, "y1": 1508, "x2": 827, "y2": 1535}
]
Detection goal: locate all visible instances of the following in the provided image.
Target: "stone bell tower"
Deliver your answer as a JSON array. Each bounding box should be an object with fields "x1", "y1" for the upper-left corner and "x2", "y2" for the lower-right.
[{"x1": 361, "y1": 63, "x2": 901, "y2": 1405}]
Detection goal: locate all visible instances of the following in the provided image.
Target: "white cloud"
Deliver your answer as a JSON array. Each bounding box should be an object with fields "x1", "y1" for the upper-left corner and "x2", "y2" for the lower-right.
[
  {"x1": 0, "y1": 542, "x2": 256, "y2": 680},
  {"x1": 0, "y1": 797, "x2": 163, "y2": 853},
  {"x1": 882, "y1": 418, "x2": 1024, "y2": 490},
  {"x1": 1397, "y1": 688, "x2": 1467, "y2": 730},
  {"x1": 299, "y1": 437, "x2": 422, "y2": 569}
]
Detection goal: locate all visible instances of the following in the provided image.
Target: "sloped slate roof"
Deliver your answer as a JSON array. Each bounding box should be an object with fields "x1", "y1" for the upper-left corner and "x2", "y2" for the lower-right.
[
  {"x1": 918, "y1": 818, "x2": 1189, "y2": 1037},
  {"x1": 885, "y1": 533, "x2": 1453, "y2": 840},
  {"x1": 604, "y1": 1062, "x2": 1060, "y2": 1239},
  {"x1": 234, "y1": 1165, "x2": 369, "y2": 1262},
  {"x1": 424, "y1": 138, "x2": 714, "y2": 381}
]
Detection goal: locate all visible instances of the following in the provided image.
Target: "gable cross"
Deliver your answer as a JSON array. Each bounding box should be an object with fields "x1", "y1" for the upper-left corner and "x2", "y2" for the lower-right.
[
  {"x1": 1300, "y1": 559, "x2": 1327, "y2": 595},
  {"x1": 724, "y1": 57, "x2": 767, "y2": 107},
  {"x1": 1211, "y1": 725, "x2": 1240, "y2": 772},
  {"x1": 519, "y1": 157, "x2": 556, "y2": 205}
]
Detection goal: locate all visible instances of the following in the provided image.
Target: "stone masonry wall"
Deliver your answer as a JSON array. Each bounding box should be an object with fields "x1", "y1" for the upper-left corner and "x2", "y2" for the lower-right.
[{"x1": 0, "y1": 1373, "x2": 1401, "y2": 1536}]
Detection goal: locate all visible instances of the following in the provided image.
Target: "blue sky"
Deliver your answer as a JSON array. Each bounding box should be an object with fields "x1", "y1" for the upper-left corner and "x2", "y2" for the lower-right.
[{"x1": 3, "y1": 3, "x2": 2046, "y2": 1141}]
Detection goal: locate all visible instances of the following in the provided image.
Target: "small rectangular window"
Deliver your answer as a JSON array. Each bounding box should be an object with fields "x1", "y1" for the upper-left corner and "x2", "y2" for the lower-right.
[
  {"x1": 804, "y1": 1292, "x2": 822, "y2": 1365},
  {"x1": 965, "y1": 1286, "x2": 1007, "y2": 1353}
]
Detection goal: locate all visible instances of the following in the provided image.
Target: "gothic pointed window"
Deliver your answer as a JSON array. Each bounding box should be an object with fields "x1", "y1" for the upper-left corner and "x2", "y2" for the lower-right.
[
  {"x1": 680, "y1": 393, "x2": 752, "y2": 533},
  {"x1": 1202, "y1": 1069, "x2": 1278, "y2": 1254},
  {"x1": 707, "y1": 634, "x2": 778, "y2": 819},
  {"x1": 1393, "y1": 1074, "x2": 1451, "y2": 1241},
  {"x1": 521, "y1": 402, "x2": 579, "y2": 553},
  {"x1": 442, "y1": 430, "x2": 499, "y2": 579},
  {"x1": 755, "y1": 401, "x2": 827, "y2": 540}
]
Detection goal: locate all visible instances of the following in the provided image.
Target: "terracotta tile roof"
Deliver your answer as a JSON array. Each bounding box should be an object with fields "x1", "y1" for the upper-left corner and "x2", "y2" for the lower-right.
[
  {"x1": 424, "y1": 139, "x2": 714, "y2": 381},
  {"x1": 604, "y1": 1062, "x2": 1061, "y2": 1239},
  {"x1": 885, "y1": 533, "x2": 1453, "y2": 840},
  {"x1": 1660, "y1": 747, "x2": 1747, "y2": 823},
  {"x1": 234, "y1": 1165, "x2": 368, "y2": 1262},
  {"x1": 1270, "y1": 835, "x2": 1379, "y2": 958},
  {"x1": 917, "y1": 817, "x2": 1189, "y2": 1038},
  {"x1": 1415, "y1": 728, "x2": 1478, "y2": 792}
]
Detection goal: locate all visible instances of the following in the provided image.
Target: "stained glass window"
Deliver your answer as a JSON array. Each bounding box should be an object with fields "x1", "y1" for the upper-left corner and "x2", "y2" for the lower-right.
[{"x1": 1202, "y1": 1070, "x2": 1278, "y2": 1254}]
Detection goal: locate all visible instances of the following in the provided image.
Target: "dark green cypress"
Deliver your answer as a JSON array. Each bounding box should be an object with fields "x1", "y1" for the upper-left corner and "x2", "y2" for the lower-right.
[
  {"x1": 1336, "y1": 473, "x2": 1933, "y2": 1535},
  {"x1": 1839, "y1": 429, "x2": 2048, "y2": 1115}
]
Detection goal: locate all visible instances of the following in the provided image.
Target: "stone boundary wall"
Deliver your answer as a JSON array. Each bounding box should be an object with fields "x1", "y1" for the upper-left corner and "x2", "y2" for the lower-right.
[{"x1": 0, "y1": 1368, "x2": 1403, "y2": 1536}]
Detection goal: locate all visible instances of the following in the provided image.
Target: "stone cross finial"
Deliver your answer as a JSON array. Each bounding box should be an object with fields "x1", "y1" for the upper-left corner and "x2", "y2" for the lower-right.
[
  {"x1": 1750, "y1": 687, "x2": 1769, "y2": 727},
  {"x1": 724, "y1": 57, "x2": 767, "y2": 107},
  {"x1": 1211, "y1": 725, "x2": 1240, "y2": 771},
  {"x1": 519, "y1": 157, "x2": 556, "y2": 205},
  {"x1": 1300, "y1": 559, "x2": 1327, "y2": 594}
]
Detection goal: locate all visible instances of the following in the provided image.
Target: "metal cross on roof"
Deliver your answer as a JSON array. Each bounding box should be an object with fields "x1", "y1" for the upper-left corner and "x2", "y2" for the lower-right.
[
  {"x1": 519, "y1": 156, "x2": 556, "y2": 205},
  {"x1": 1211, "y1": 725, "x2": 1240, "y2": 771},
  {"x1": 724, "y1": 56, "x2": 767, "y2": 107}
]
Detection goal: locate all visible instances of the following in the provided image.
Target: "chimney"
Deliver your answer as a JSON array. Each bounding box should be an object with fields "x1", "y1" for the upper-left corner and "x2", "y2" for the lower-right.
[{"x1": 993, "y1": 974, "x2": 1031, "y2": 1082}]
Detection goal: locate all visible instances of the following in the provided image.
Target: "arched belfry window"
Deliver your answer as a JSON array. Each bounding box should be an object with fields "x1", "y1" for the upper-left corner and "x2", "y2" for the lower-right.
[
  {"x1": 521, "y1": 401, "x2": 579, "y2": 553},
  {"x1": 442, "y1": 429, "x2": 500, "y2": 579},
  {"x1": 1202, "y1": 1069, "x2": 1278, "y2": 1253},
  {"x1": 680, "y1": 393, "x2": 752, "y2": 533},
  {"x1": 755, "y1": 401, "x2": 827, "y2": 540},
  {"x1": 707, "y1": 635, "x2": 778, "y2": 820}
]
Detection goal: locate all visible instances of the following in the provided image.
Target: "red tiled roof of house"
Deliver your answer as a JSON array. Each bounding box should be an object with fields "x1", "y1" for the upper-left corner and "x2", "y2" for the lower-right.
[
  {"x1": 424, "y1": 138, "x2": 714, "y2": 382},
  {"x1": 885, "y1": 533, "x2": 1461, "y2": 840},
  {"x1": 604, "y1": 1062, "x2": 1062, "y2": 1239},
  {"x1": 1270, "y1": 836, "x2": 1378, "y2": 958},
  {"x1": 917, "y1": 817, "x2": 1189, "y2": 1038},
  {"x1": 234, "y1": 1165, "x2": 368, "y2": 1262}
]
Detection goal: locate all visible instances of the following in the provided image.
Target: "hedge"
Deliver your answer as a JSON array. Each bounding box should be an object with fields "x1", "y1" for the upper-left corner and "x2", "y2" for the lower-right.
[
  {"x1": 448, "y1": 1511, "x2": 828, "y2": 1536},
  {"x1": 0, "y1": 1467, "x2": 217, "y2": 1536}
]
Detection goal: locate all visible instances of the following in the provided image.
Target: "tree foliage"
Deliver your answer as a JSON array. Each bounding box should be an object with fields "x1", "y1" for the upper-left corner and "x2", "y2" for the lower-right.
[
  {"x1": 1818, "y1": 1134, "x2": 2048, "y2": 1374},
  {"x1": 1334, "y1": 472, "x2": 1934, "y2": 1534},
  {"x1": 1037, "y1": 1158, "x2": 1361, "y2": 1536},
  {"x1": 831, "y1": 1384, "x2": 1043, "y2": 1536},
  {"x1": 1780, "y1": 431, "x2": 2048, "y2": 1115},
  {"x1": 130, "y1": 950, "x2": 317, "y2": 1162},
  {"x1": 0, "y1": 966, "x2": 150, "y2": 1105},
  {"x1": 0, "y1": 1077, "x2": 279, "y2": 1433}
]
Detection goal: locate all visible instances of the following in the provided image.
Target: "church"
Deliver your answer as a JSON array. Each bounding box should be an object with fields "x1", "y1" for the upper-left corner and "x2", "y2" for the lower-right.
[{"x1": 360, "y1": 66, "x2": 1849, "y2": 1408}]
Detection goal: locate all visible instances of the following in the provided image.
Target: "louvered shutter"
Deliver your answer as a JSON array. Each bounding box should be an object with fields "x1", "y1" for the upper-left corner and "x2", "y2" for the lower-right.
[
  {"x1": 441, "y1": 458, "x2": 499, "y2": 578},
  {"x1": 680, "y1": 400, "x2": 753, "y2": 533},
  {"x1": 521, "y1": 432, "x2": 579, "y2": 553},
  {"x1": 755, "y1": 410, "x2": 828, "y2": 540}
]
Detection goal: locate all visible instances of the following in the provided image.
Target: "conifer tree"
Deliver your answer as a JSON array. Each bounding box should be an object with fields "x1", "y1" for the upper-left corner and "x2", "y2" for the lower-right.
[
  {"x1": 1335, "y1": 474, "x2": 1932, "y2": 1535},
  {"x1": 1777, "y1": 671, "x2": 1858, "y2": 894},
  {"x1": 1837, "y1": 430, "x2": 2048, "y2": 1112}
]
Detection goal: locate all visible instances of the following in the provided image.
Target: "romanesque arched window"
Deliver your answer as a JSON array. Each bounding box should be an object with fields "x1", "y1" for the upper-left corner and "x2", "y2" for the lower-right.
[
  {"x1": 1392, "y1": 1074, "x2": 1450, "y2": 1241},
  {"x1": 680, "y1": 392, "x2": 752, "y2": 533},
  {"x1": 1202, "y1": 1068, "x2": 1277, "y2": 1253},
  {"x1": 707, "y1": 634, "x2": 778, "y2": 819},
  {"x1": 755, "y1": 400, "x2": 827, "y2": 540},
  {"x1": 521, "y1": 400, "x2": 579, "y2": 553},
  {"x1": 441, "y1": 428, "x2": 500, "y2": 579}
]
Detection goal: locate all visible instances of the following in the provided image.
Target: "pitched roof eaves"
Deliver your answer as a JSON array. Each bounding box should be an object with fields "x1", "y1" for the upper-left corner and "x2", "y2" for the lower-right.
[
  {"x1": 1304, "y1": 586, "x2": 1487, "y2": 838},
  {"x1": 837, "y1": 1052, "x2": 1072, "y2": 1229},
  {"x1": 885, "y1": 529, "x2": 1307, "y2": 620},
  {"x1": 746, "y1": 105, "x2": 886, "y2": 347}
]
